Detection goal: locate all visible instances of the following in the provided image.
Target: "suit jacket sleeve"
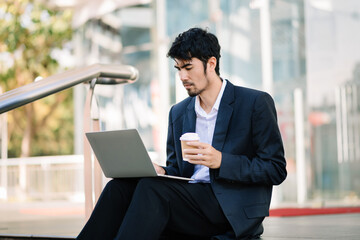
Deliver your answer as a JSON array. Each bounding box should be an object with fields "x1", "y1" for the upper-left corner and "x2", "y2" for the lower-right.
[
  {"x1": 163, "y1": 106, "x2": 180, "y2": 176},
  {"x1": 217, "y1": 92, "x2": 287, "y2": 186}
]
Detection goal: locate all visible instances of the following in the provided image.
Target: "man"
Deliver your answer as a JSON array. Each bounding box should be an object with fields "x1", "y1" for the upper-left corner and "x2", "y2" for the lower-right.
[{"x1": 77, "y1": 27, "x2": 287, "y2": 240}]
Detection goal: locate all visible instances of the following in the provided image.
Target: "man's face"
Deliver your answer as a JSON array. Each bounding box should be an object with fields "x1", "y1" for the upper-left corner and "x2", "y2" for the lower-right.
[{"x1": 174, "y1": 58, "x2": 209, "y2": 97}]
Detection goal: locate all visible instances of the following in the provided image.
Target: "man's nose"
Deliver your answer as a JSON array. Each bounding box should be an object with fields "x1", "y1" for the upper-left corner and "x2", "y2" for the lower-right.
[{"x1": 178, "y1": 70, "x2": 188, "y2": 81}]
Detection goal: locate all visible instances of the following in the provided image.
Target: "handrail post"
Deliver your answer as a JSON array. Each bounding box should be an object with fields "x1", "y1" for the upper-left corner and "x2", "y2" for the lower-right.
[
  {"x1": 83, "y1": 78, "x2": 97, "y2": 220},
  {"x1": 91, "y1": 90, "x2": 102, "y2": 205},
  {"x1": 83, "y1": 78, "x2": 107, "y2": 219}
]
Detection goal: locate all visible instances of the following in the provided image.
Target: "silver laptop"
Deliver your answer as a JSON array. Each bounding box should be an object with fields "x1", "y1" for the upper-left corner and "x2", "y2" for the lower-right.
[{"x1": 85, "y1": 129, "x2": 193, "y2": 181}]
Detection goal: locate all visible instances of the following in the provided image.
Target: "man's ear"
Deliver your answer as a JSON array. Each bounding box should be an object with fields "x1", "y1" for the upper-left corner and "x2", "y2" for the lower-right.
[{"x1": 207, "y1": 57, "x2": 217, "y2": 73}]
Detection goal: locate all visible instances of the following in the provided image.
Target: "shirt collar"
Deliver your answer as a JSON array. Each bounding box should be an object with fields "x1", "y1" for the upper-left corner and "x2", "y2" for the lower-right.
[{"x1": 195, "y1": 79, "x2": 227, "y2": 114}]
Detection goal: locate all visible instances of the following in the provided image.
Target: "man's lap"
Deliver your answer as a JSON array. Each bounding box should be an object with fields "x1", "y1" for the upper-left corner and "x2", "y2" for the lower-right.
[{"x1": 128, "y1": 177, "x2": 231, "y2": 237}]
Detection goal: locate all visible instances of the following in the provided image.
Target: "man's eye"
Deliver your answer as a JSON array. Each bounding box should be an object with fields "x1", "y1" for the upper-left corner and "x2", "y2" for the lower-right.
[{"x1": 185, "y1": 68, "x2": 192, "y2": 71}]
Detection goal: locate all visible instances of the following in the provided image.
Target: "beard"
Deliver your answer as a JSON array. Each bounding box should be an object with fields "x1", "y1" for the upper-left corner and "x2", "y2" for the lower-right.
[
  {"x1": 187, "y1": 87, "x2": 205, "y2": 97},
  {"x1": 184, "y1": 78, "x2": 208, "y2": 97}
]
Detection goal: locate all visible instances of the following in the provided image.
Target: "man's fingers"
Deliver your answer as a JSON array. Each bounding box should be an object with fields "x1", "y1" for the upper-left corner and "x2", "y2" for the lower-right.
[
  {"x1": 187, "y1": 158, "x2": 206, "y2": 165},
  {"x1": 184, "y1": 153, "x2": 205, "y2": 160},
  {"x1": 186, "y1": 141, "x2": 207, "y2": 148},
  {"x1": 152, "y1": 162, "x2": 165, "y2": 175},
  {"x1": 182, "y1": 142, "x2": 221, "y2": 169},
  {"x1": 183, "y1": 148, "x2": 203, "y2": 155}
]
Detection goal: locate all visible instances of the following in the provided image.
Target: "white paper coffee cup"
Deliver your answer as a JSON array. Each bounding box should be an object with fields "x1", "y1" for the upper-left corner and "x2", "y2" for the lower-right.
[{"x1": 180, "y1": 133, "x2": 200, "y2": 161}]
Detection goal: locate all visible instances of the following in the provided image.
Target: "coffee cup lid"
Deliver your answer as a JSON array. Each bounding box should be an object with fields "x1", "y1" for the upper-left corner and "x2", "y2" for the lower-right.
[{"x1": 180, "y1": 132, "x2": 200, "y2": 141}]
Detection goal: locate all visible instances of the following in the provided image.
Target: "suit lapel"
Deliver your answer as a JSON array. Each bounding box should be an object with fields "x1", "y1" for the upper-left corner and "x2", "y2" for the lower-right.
[
  {"x1": 212, "y1": 81, "x2": 235, "y2": 151},
  {"x1": 183, "y1": 98, "x2": 196, "y2": 133},
  {"x1": 182, "y1": 97, "x2": 196, "y2": 177}
]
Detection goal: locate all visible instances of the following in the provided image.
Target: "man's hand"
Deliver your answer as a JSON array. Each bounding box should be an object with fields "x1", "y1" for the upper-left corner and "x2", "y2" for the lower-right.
[
  {"x1": 152, "y1": 162, "x2": 166, "y2": 175},
  {"x1": 184, "y1": 142, "x2": 222, "y2": 169}
]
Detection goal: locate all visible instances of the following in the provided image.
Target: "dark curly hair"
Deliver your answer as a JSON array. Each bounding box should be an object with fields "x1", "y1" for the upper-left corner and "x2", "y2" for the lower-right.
[{"x1": 167, "y1": 28, "x2": 221, "y2": 76}]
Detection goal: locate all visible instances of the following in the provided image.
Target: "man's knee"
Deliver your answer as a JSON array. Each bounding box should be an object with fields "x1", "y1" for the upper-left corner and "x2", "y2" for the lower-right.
[
  {"x1": 101, "y1": 178, "x2": 138, "y2": 199},
  {"x1": 136, "y1": 178, "x2": 162, "y2": 190},
  {"x1": 134, "y1": 178, "x2": 168, "y2": 199},
  {"x1": 103, "y1": 179, "x2": 123, "y2": 192}
]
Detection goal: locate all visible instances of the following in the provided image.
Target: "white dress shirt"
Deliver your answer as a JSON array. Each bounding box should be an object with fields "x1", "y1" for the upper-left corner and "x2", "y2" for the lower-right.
[{"x1": 190, "y1": 79, "x2": 227, "y2": 183}]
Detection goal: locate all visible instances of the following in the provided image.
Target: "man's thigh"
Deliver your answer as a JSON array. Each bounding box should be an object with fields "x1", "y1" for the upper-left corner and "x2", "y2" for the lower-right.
[{"x1": 135, "y1": 178, "x2": 231, "y2": 237}]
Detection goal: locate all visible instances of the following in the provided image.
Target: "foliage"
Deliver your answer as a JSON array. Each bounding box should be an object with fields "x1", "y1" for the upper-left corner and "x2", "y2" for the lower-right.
[{"x1": 0, "y1": 0, "x2": 74, "y2": 157}]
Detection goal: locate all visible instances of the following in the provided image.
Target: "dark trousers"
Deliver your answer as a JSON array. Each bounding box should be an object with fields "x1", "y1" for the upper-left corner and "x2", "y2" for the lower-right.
[{"x1": 76, "y1": 177, "x2": 231, "y2": 240}]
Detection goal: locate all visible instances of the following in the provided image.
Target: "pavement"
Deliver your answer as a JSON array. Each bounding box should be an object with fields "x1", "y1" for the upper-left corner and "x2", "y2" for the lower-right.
[
  {"x1": 1, "y1": 201, "x2": 360, "y2": 239},
  {"x1": 0, "y1": 201, "x2": 84, "y2": 237},
  {"x1": 263, "y1": 213, "x2": 360, "y2": 239}
]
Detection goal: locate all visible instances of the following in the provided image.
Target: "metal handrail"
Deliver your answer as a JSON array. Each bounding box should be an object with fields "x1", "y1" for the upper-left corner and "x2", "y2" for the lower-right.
[
  {"x1": 0, "y1": 63, "x2": 138, "y2": 220},
  {"x1": 0, "y1": 63, "x2": 138, "y2": 114}
]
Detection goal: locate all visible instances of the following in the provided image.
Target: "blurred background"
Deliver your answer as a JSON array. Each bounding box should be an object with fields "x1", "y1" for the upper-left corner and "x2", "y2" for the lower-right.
[{"x1": 0, "y1": 0, "x2": 359, "y2": 233}]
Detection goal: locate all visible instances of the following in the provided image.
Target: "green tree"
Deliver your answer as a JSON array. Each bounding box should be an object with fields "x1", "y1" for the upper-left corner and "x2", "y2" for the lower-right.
[{"x1": 0, "y1": 0, "x2": 74, "y2": 157}]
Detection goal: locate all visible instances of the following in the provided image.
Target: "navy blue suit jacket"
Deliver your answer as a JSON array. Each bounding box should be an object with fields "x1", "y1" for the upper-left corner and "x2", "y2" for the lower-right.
[{"x1": 163, "y1": 80, "x2": 287, "y2": 239}]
